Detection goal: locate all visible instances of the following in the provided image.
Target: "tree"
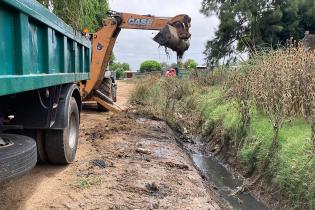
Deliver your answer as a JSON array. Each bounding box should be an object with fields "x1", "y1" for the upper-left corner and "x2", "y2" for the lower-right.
[
  {"x1": 110, "y1": 61, "x2": 130, "y2": 79},
  {"x1": 37, "y1": 0, "x2": 109, "y2": 31},
  {"x1": 109, "y1": 53, "x2": 116, "y2": 68},
  {"x1": 184, "y1": 59, "x2": 198, "y2": 70},
  {"x1": 115, "y1": 67, "x2": 125, "y2": 80},
  {"x1": 200, "y1": 0, "x2": 315, "y2": 65},
  {"x1": 140, "y1": 60, "x2": 162, "y2": 73},
  {"x1": 111, "y1": 62, "x2": 129, "y2": 71}
]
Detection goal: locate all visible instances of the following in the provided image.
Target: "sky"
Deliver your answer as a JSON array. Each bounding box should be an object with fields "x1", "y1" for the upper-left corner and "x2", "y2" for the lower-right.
[{"x1": 108, "y1": 0, "x2": 219, "y2": 71}]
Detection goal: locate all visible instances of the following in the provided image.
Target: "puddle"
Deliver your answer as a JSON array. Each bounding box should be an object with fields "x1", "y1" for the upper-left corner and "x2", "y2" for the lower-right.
[{"x1": 191, "y1": 153, "x2": 268, "y2": 210}]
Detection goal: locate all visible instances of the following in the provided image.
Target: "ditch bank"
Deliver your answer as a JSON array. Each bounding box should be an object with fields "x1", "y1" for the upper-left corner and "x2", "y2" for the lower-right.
[
  {"x1": 168, "y1": 122, "x2": 270, "y2": 210},
  {"x1": 129, "y1": 75, "x2": 315, "y2": 210}
]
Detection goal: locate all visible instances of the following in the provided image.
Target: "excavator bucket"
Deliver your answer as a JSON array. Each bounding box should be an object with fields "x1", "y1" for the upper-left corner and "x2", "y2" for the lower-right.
[{"x1": 154, "y1": 24, "x2": 190, "y2": 58}]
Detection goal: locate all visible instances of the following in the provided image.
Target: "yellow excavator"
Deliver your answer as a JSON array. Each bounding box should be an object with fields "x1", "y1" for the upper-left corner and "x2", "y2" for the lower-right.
[{"x1": 80, "y1": 11, "x2": 192, "y2": 111}]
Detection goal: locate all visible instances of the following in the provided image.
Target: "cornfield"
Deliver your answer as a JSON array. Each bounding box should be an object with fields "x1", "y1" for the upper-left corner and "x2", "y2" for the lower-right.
[{"x1": 228, "y1": 40, "x2": 315, "y2": 151}]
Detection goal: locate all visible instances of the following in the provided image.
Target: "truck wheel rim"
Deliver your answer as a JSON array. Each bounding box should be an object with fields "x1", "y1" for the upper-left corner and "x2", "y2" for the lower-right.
[
  {"x1": 68, "y1": 113, "x2": 77, "y2": 149},
  {"x1": 0, "y1": 137, "x2": 13, "y2": 148}
]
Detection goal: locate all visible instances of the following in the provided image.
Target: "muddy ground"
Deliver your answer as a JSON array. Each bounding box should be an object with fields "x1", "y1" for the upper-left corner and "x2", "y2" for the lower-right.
[{"x1": 0, "y1": 81, "x2": 225, "y2": 210}]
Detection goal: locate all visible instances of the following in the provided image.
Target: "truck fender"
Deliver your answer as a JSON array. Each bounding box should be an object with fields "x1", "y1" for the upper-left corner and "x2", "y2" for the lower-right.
[{"x1": 51, "y1": 84, "x2": 81, "y2": 130}]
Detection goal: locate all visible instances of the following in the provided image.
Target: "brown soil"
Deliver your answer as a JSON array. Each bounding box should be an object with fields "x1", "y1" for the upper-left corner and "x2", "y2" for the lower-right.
[
  {"x1": 0, "y1": 80, "x2": 224, "y2": 210},
  {"x1": 116, "y1": 80, "x2": 135, "y2": 110}
]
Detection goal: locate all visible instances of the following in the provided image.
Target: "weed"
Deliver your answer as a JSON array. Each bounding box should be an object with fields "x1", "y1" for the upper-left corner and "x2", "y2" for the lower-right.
[{"x1": 74, "y1": 176, "x2": 102, "y2": 189}]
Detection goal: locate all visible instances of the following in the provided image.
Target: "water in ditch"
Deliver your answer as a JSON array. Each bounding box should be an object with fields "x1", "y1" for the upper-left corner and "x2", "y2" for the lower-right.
[{"x1": 191, "y1": 153, "x2": 269, "y2": 210}]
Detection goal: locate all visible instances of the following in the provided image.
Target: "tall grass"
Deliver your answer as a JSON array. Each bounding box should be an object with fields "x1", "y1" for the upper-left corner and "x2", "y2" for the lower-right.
[
  {"x1": 228, "y1": 42, "x2": 315, "y2": 152},
  {"x1": 130, "y1": 43, "x2": 315, "y2": 209},
  {"x1": 226, "y1": 42, "x2": 315, "y2": 209}
]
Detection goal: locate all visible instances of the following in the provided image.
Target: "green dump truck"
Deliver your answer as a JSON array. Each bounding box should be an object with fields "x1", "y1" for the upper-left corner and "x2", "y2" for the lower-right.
[{"x1": 0, "y1": 0, "x2": 91, "y2": 182}]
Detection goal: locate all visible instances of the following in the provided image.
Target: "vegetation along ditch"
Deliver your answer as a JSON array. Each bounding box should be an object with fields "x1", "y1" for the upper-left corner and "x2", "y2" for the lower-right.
[{"x1": 129, "y1": 43, "x2": 315, "y2": 210}]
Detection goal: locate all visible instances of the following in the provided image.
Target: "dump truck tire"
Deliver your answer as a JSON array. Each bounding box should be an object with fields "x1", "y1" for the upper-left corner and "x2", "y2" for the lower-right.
[
  {"x1": 98, "y1": 78, "x2": 117, "y2": 102},
  {"x1": 36, "y1": 130, "x2": 48, "y2": 164},
  {"x1": 97, "y1": 78, "x2": 117, "y2": 111},
  {"x1": 99, "y1": 78, "x2": 112, "y2": 98},
  {"x1": 45, "y1": 97, "x2": 79, "y2": 164},
  {"x1": 112, "y1": 83, "x2": 117, "y2": 102},
  {"x1": 0, "y1": 134, "x2": 37, "y2": 183},
  {"x1": 16, "y1": 129, "x2": 48, "y2": 164}
]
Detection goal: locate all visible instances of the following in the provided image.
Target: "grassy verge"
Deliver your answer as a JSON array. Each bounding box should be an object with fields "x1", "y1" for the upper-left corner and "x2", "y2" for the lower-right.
[
  {"x1": 130, "y1": 75, "x2": 315, "y2": 209},
  {"x1": 200, "y1": 88, "x2": 314, "y2": 208}
]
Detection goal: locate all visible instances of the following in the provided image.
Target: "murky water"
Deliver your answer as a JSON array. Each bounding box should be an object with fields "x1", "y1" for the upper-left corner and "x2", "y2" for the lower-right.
[{"x1": 191, "y1": 154, "x2": 269, "y2": 210}]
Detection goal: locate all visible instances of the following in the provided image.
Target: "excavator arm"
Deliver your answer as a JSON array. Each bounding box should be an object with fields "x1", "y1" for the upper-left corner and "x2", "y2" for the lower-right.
[{"x1": 81, "y1": 11, "x2": 191, "y2": 110}]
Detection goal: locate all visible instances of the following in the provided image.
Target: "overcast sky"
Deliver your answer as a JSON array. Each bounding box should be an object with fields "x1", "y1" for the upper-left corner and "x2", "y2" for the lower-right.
[{"x1": 108, "y1": 0, "x2": 219, "y2": 71}]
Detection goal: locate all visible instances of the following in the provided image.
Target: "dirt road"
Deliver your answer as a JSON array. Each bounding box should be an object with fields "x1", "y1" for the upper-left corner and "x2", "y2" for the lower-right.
[{"x1": 0, "y1": 80, "x2": 223, "y2": 210}]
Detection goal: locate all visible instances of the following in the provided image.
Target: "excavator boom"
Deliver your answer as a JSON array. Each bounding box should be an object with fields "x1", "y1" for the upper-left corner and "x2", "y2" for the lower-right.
[{"x1": 81, "y1": 11, "x2": 191, "y2": 110}]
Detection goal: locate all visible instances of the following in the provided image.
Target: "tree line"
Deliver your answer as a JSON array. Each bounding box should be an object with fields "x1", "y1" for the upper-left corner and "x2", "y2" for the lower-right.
[
  {"x1": 201, "y1": 0, "x2": 315, "y2": 65},
  {"x1": 37, "y1": 0, "x2": 109, "y2": 32}
]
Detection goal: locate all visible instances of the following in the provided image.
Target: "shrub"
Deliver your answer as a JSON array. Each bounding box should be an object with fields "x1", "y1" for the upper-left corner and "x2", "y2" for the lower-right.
[
  {"x1": 196, "y1": 67, "x2": 229, "y2": 87},
  {"x1": 130, "y1": 76, "x2": 193, "y2": 124},
  {"x1": 140, "y1": 60, "x2": 162, "y2": 73},
  {"x1": 129, "y1": 76, "x2": 163, "y2": 116},
  {"x1": 115, "y1": 67, "x2": 125, "y2": 79},
  {"x1": 159, "y1": 77, "x2": 192, "y2": 119},
  {"x1": 184, "y1": 59, "x2": 198, "y2": 70},
  {"x1": 112, "y1": 62, "x2": 129, "y2": 72},
  {"x1": 129, "y1": 76, "x2": 158, "y2": 105}
]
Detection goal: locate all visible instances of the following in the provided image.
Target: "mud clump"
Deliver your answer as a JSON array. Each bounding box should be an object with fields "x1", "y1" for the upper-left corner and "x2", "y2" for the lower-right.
[
  {"x1": 135, "y1": 148, "x2": 151, "y2": 155},
  {"x1": 83, "y1": 113, "x2": 145, "y2": 142},
  {"x1": 85, "y1": 127, "x2": 104, "y2": 141},
  {"x1": 145, "y1": 182, "x2": 170, "y2": 198},
  {"x1": 145, "y1": 182, "x2": 159, "y2": 193},
  {"x1": 91, "y1": 159, "x2": 106, "y2": 169},
  {"x1": 164, "y1": 161, "x2": 190, "y2": 171}
]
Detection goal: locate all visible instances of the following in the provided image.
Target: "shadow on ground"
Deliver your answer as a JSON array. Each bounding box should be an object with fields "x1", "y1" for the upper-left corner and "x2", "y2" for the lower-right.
[{"x1": 0, "y1": 165, "x2": 66, "y2": 210}]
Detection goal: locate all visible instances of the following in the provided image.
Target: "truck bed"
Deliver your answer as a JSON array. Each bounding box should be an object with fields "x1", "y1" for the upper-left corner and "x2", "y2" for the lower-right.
[{"x1": 0, "y1": 0, "x2": 91, "y2": 96}]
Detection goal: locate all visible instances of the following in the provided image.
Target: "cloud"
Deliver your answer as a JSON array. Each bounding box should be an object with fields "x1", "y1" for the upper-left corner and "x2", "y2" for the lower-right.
[{"x1": 108, "y1": 0, "x2": 219, "y2": 70}]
